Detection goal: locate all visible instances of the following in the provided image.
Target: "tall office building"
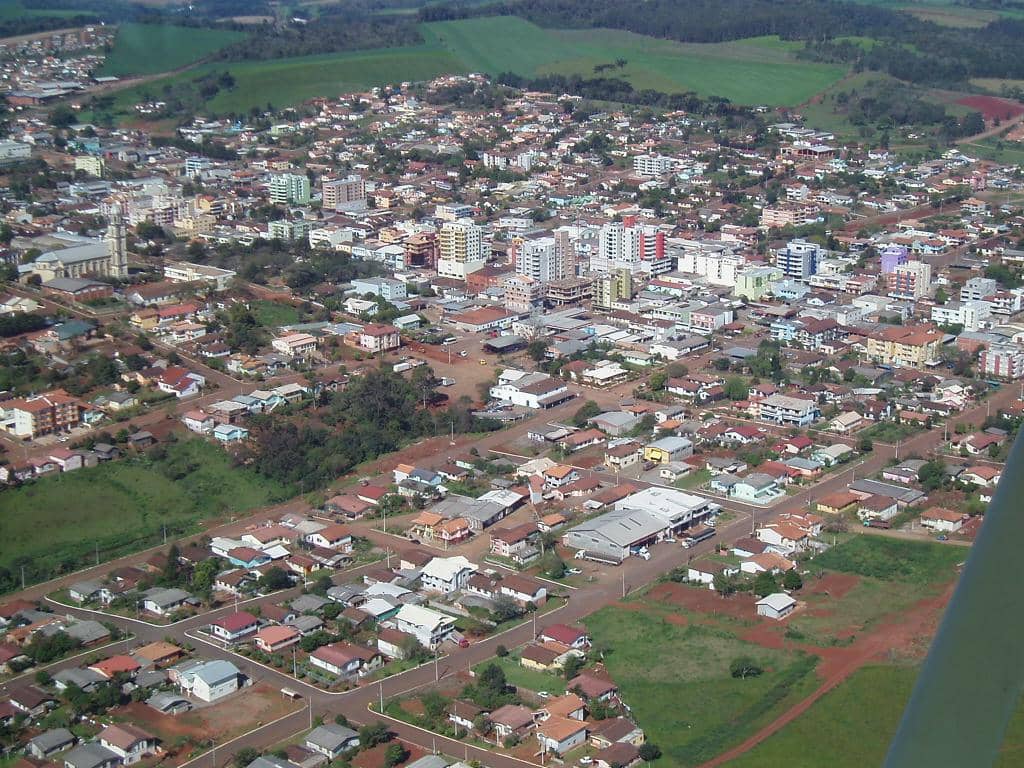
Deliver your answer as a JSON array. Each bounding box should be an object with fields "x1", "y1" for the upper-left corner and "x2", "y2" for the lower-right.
[
  {"x1": 269, "y1": 173, "x2": 311, "y2": 205},
  {"x1": 437, "y1": 220, "x2": 489, "y2": 280}
]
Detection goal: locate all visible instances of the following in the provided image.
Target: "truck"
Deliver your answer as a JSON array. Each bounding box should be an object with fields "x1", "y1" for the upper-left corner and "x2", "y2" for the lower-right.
[
  {"x1": 864, "y1": 519, "x2": 891, "y2": 529},
  {"x1": 682, "y1": 524, "x2": 716, "y2": 549}
]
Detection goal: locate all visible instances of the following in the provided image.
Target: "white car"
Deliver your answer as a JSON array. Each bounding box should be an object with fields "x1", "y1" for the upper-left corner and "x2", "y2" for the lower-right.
[
  {"x1": 566, "y1": 568, "x2": 582, "y2": 575},
  {"x1": 579, "y1": 758, "x2": 593, "y2": 766},
  {"x1": 57, "y1": 436, "x2": 69, "y2": 443},
  {"x1": 637, "y1": 551, "x2": 651, "y2": 561},
  {"x1": 537, "y1": 691, "x2": 550, "y2": 699},
  {"x1": 663, "y1": 537, "x2": 676, "y2": 544}
]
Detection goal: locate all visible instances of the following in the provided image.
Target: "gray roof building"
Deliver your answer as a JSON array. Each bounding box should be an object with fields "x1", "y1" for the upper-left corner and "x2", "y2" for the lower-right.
[
  {"x1": 62, "y1": 742, "x2": 120, "y2": 768},
  {"x1": 28, "y1": 728, "x2": 75, "y2": 758},
  {"x1": 304, "y1": 723, "x2": 360, "y2": 757}
]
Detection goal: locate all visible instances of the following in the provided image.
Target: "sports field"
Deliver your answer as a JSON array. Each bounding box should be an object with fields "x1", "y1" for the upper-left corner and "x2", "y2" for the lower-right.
[
  {"x1": 97, "y1": 23, "x2": 245, "y2": 77},
  {"x1": 421, "y1": 17, "x2": 846, "y2": 105}
]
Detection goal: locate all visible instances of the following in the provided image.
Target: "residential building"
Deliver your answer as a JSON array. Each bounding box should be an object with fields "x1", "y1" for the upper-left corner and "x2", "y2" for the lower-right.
[
  {"x1": 889, "y1": 260, "x2": 932, "y2": 300},
  {"x1": 756, "y1": 393, "x2": 820, "y2": 426},
  {"x1": 865, "y1": 325, "x2": 944, "y2": 367},
  {"x1": 269, "y1": 173, "x2": 311, "y2": 205},
  {"x1": 98, "y1": 724, "x2": 158, "y2": 764},
  {"x1": 0, "y1": 390, "x2": 83, "y2": 438},
  {"x1": 437, "y1": 220, "x2": 489, "y2": 279},
  {"x1": 175, "y1": 660, "x2": 240, "y2": 702},
  {"x1": 774, "y1": 239, "x2": 822, "y2": 280},
  {"x1": 980, "y1": 344, "x2": 1024, "y2": 380},
  {"x1": 322, "y1": 175, "x2": 366, "y2": 212},
  {"x1": 514, "y1": 235, "x2": 567, "y2": 282},
  {"x1": 419, "y1": 556, "x2": 477, "y2": 594},
  {"x1": 390, "y1": 604, "x2": 456, "y2": 649},
  {"x1": 357, "y1": 323, "x2": 401, "y2": 353},
  {"x1": 593, "y1": 269, "x2": 633, "y2": 309}
]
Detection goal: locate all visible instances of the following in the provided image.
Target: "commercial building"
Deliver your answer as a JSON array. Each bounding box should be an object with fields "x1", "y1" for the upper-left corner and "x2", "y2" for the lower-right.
[{"x1": 163, "y1": 261, "x2": 236, "y2": 290}]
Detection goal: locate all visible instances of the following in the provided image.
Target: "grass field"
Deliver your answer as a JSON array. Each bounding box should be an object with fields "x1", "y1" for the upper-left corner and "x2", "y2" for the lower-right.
[
  {"x1": 251, "y1": 299, "x2": 301, "y2": 328},
  {"x1": 100, "y1": 45, "x2": 466, "y2": 120},
  {"x1": 585, "y1": 605, "x2": 820, "y2": 766},
  {"x1": 961, "y1": 136, "x2": 1024, "y2": 165},
  {"x1": 97, "y1": 23, "x2": 245, "y2": 77},
  {"x1": 420, "y1": 18, "x2": 846, "y2": 106},
  {"x1": 812, "y1": 536, "x2": 964, "y2": 585},
  {"x1": 729, "y1": 664, "x2": 1024, "y2": 767},
  {"x1": 0, "y1": 0, "x2": 89, "y2": 19},
  {"x1": 0, "y1": 438, "x2": 290, "y2": 590},
  {"x1": 474, "y1": 653, "x2": 568, "y2": 697}
]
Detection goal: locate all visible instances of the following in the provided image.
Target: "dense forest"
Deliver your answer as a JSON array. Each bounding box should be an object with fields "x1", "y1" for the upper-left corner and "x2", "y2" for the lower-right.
[{"x1": 214, "y1": 14, "x2": 421, "y2": 60}]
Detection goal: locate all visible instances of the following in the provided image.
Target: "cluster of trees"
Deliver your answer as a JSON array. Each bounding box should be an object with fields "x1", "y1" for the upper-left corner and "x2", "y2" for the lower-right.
[
  {"x1": 246, "y1": 368, "x2": 500, "y2": 490},
  {"x1": 216, "y1": 14, "x2": 421, "y2": 61},
  {"x1": 0, "y1": 313, "x2": 47, "y2": 338},
  {"x1": 463, "y1": 662, "x2": 514, "y2": 709},
  {"x1": 496, "y1": 71, "x2": 751, "y2": 119}
]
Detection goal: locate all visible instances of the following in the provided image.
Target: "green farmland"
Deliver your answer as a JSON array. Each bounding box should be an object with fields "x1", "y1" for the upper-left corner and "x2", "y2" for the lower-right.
[
  {"x1": 97, "y1": 23, "x2": 245, "y2": 77},
  {"x1": 421, "y1": 17, "x2": 846, "y2": 105},
  {"x1": 97, "y1": 45, "x2": 467, "y2": 121},
  {"x1": 0, "y1": 439, "x2": 290, "y2": 592}
]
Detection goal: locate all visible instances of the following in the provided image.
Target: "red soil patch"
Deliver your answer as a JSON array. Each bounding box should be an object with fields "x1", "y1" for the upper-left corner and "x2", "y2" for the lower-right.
[
  {"x1": 956, "y1": 94, "x2": 1024, "y2": 122},
  {"x1": 647, "y1": 581, "x2": 758, "y2": 621},
  {"x1": 807, "y1": 572, "x2": 860, "y2": 600}
]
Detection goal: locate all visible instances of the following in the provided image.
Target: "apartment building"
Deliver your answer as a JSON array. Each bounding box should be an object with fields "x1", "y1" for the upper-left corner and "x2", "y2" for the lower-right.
[
  {"x1": 322, "y1": 175, "x2": 366, "y2": 211},
  {"x1": 774, "y1": 239, "x2": 823, "y2": 280},
  {"x1": 269, "y1": 173, "x2": 310, "y2": 205},
  {"x1": 514, "y1": 236, "x2": 568, "y2": 282},
  {"x1": 632, "y1": 154, "x2": 676, "y2": 177},
  {"x1": 357, "y1": 323, "x2": 401, "y2": 353},
  {"x1": 756, "y1": 393, "x2": 820, "y2": 427},
  {"x1": 0, "y1": 389, "x2": 84, "y2": 438},
  {"x1": 865, "y1": 325, "x2": 944, "y2": 367},
  {"x1": 980, "y1": 344, "x2": 1024, "y2": 380},
  {"x1": 888, "y1": 261, "x2": 932, "y2": 300},
  {"x1": 437, "y1": 220, "x2": 489, "y2": 279},
  {"x1": 590, "y1": 217, "x2": 666, "y2": 274},
  {"x1": 930, "y1": 300, "x2": 991, "y2": 332},
  {"x1": 759, "y1": 203, "x2": 820, "y2": 228},
  {"x1": 404, "y1": 232, "x2": 438, "y2": 269},
  {"x1": 593, "y1": 269, "x2": 633, "y2": 309},
  {"x1": 502, "y1": 274, "x2": 544, "y2": 312}
]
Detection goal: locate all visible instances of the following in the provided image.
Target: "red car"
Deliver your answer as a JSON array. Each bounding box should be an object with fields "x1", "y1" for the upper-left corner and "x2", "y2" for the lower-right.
[{"x1": 458, "y1": 638, "x2": 470, "y2": 648}]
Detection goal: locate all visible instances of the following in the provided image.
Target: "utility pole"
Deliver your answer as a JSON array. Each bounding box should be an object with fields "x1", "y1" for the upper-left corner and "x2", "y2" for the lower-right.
[
  {"x1": 20, "y1": 566, "x2": 25, "y2": 590},
  {"x1": 434, "y1": 647, "x2": 439, "y2": 682},
  {"x1": 379, "y1": 681, "x2": 384, "y2": 712},
  {"x1": 621, "y1": 571, "x2": 626, "y2": 598}
]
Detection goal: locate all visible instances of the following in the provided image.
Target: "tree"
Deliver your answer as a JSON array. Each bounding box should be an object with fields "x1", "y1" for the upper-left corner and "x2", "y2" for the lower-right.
[
  {"x1": 753, "y1": 571, "x2": 779, "y2": 598},
  {"x1": 527, "y1": 339, "x2": 548, "y2": 363},
  {"x1": 858, "y1": 436, "x2": 874, "y2": 453},
  {"x1": 648, "y1": 370, "x2": 668, "y2": 391},
  {"x1": 491, "y1": 595, "x2": 523, "y2": 623},
  {"x1": 638, "y1": 743, "x2": 662, "y2": 761},
  {"x1": 48, "y1": 104, "x2": 75, "y2": 128},
  {"x1": 572, "y1": 400, "x2": 602, "y2": 426},
  {"x1": 724, "y1": 376, "x2": 748, "y2": 400},
  {"x1": 233, "y1": 748, "x2": 259, "y2": 768},
  {"x1": 496, "y1": 644, "x2": 509, "y2": 657},
  {"x1": 540, "y1": 551, "x2": 566, "y2": 579},
  {"x1": 730, "y1": 657, "x2": 763, "y2": 679},
  {"x1": 358, "y1": 722, "x2": 391, "y2": 748},
  {"x1": 383, "y1": 742, "x2": 408, "y2": 768},
  {"x1": 563, "y1": 654, "x2": 584, "y2": 680},
  {"x1": 935, "y1": 286, "x2": 948, "y2": 305},
  {"x1": 258, "y1": 567, "x2": 291, "y2": 592},
  {"x1": 782, "y1": 569, "x2": 803, "y2": 591},
  {"x1": 918, "y1": 458, "x2": 947, "y2": 491}
]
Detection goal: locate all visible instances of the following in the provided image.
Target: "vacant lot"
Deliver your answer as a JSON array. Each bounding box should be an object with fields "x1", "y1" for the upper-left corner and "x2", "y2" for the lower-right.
[
  {"x1": 98, "y1": 23, "x2": 245, "y2": 77},
  {"x1": 0, "y1": 438, "x2": 290, "y2": 590},
  {"x1": 421, "y1": 18, "x2": 845, "y2": 105},
  {"x1": 251, "y1": 299, "x2": 301, "y2": 328},
  {"x1": 474, "y1": 653, "x2": 568, "y2": 697},
  {"x1": 729, "y1": 663, "x2": 1024, "y2": 767},
  {"x1": 585, "y1": 605, "x2": 820, "y2": 766},
  {"x1": 812, "y1": 535, "x2": 964, "y2": 585}
]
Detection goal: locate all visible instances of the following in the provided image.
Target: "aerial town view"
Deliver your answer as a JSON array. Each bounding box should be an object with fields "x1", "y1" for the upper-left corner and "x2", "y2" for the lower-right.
[{"x1": 1, "y1": 0, "x2": 1024, "y2": 766}]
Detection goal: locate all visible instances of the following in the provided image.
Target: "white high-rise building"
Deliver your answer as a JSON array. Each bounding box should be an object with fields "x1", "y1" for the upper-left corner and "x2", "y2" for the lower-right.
[
  {"x1": 515, "y1": 236, "x2": 567, "y2": 282},
  {"x1": 105, "y1": 201, "x2": 128, "y2": 280},
  {"x1": 591, "y1": 218, "x2": 666, "y2": 274},
  {"x1": 269, "y1": 173, "x2": 310, "y2": 205},
  {"x1": 437, "y1": 219, "x2": 489, "y2": 280}
]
